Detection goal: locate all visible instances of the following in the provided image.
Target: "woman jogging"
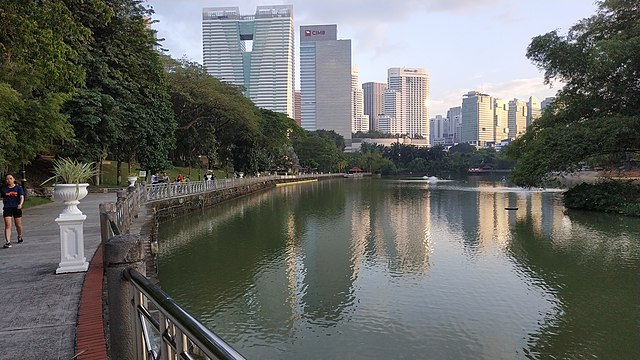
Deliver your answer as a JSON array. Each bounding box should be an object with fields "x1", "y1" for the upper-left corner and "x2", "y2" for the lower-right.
[{"x1": 2, "y1": 174, "x2": 24, "y2": 248}]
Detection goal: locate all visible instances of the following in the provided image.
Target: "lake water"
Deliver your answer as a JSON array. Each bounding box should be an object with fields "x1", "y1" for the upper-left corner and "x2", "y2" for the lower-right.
[{"x1": 157, "y1": 178, "x2": 640, "y2": 359}]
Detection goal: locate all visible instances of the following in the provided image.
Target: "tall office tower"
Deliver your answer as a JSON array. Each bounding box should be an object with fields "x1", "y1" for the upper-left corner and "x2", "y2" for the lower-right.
[
  {"x1": 541, "y1": 97, "x2": 555, "y2": 112},
  {"x1": 494, "y1": 98, "x2": 509, "y2": 142},
  {"x1": 387, "y1": 68, "x2": 430, "y2": 140},
  {"x1": 527, "y1": 96, "x2": 541, "y2": 126},
  {"x1": 294, "y1": 90, "x2": 301, "y2": 126},
  {"x1": 202, "y1": 6, "x2": 295, "y2": 117},
  {"x1": 447, "y1": 106, "x2": 462, "y2": 143},
  {"x1": 381, "y1": 89, "x2": 406, "y2": 135},
  {"x1": 351, "y1": 68, "x2": 369, "y2": 133},
  {"x1": 508, "y1": 98, "x2": 528, "y2": 138},
  {"x1": 429, "y1": 115, "x2": 446, "y2": 145},
  {"x1": 461, "y1": 91, "x2": 494, "y2": 147},
  {"x1": 362, "y1": 82, "x2": 387, "y2": 131},
  {"x1": 300, "y1": 24, "x2": 352, "y2": 142}
]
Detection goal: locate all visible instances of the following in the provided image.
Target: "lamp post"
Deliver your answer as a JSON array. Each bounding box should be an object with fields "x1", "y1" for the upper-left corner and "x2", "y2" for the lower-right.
[{"x1": 20, "y1": 164, "x2": 27, "y2": 200}]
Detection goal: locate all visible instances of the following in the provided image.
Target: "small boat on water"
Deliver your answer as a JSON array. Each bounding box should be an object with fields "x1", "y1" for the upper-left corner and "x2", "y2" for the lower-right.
[{"x1": 504, "y1": 207, "x2": 519, "y2": 210}]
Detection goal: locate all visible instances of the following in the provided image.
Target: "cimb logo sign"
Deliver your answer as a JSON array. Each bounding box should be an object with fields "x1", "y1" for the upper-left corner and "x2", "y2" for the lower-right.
[{"x1": 304, "y1": 30, "x2": 326, "y2": 36}]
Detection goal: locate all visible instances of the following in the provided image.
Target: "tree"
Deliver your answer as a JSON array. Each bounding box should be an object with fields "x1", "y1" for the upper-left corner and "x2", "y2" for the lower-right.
[
  {"x1": 506, "y1": 0, "x2": 640, "y2": 187},
  {"x1": 293, "y1": 131, "x2": 344, "y2": 172},
  {"x1": 61, "y1": 0, "x2": 176, "y2": 182},
  {"x1": 0, "y1": 0, "x2": 91, "y2": 170},
  {"x1": 313, "y1": 129, "x2": 346, "y2": 151},
  {"x1": 256, "y1": 108, "x2": 303, "y2": 173},
  {"x1": 166, "y1": 58, "x2": 268, "y2": 174}
]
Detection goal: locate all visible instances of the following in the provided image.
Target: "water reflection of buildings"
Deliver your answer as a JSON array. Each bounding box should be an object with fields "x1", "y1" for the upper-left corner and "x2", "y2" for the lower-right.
[
  {"x1": 474, "y1": 185, "x2": 570, "y2": 252},
  {"x1": 377, "y1": 188, "x2": 432, "y2": 275},
  {"x1": 249, "y1": 182, "x2": 435, "y2": 332},
  {"x1": 433, "y1": 182, "x2": 572, "y2": 254}
]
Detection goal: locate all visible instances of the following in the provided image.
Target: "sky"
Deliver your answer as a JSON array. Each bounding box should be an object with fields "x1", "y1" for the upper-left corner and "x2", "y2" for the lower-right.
[{"x1": 145, "y1": 0, "x2": 599, "y2": 116}]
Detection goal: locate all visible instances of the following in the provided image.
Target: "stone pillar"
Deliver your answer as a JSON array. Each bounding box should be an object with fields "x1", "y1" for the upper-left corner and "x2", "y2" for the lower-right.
[
  {"x1": 105, "y1": 234, "x2": 146, "y2": 360},
  {"x1": 55, "y1": 213, "x2": 89, "y2": 274}
]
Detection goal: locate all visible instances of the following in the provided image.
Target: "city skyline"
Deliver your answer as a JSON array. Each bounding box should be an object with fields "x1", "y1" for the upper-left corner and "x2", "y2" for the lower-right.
[{"x1": 146, "y1": 0, "x2": 598, "y2": 116}]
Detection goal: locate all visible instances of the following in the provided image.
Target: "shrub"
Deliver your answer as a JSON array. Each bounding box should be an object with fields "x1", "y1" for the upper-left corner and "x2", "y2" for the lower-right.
[{"x1": 563, "y1": 180, "x2": 640, "y2": 216}]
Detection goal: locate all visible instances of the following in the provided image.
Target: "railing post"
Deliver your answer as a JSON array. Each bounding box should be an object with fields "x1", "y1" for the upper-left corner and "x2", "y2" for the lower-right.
[
  {"x1": 99, "y1": 202, "x2": 117, "y2": 243},
  {"x1": 105, "y1": 234, "x2": 146, "y2": 360}
]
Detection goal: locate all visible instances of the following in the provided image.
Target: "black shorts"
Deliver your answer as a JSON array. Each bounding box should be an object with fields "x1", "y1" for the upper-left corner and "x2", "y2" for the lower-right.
[{"x1": 3, "y1": 208, "x2": 22, "y2": 218}]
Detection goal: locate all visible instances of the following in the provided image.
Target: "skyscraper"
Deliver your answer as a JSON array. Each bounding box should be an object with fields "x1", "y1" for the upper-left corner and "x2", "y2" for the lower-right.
[
  {"x1": 351, "y1": 68, "x2": 369, "y2": 133},
  {"x1": 447, "y1": 106, "x2": 462, "y2": 143},
  {"x1": 461, "y1": 91, "x2": 494, "y2": 147},
  {"x1": 380, "y1": 90, "x2": 406, "y2": 135},
  {"x1": 294, "y1": 90, "x2": 301, "y2": 126},
  {"x1": 429, "y1": 115, "x2": 446, "y2": 145},
  {"x1": 387, "y1": 68, "x2": 430, "y2": 139},
  {"x1": 541, "y1": 97, "x2": 555, "y2": 112},
  {"x1": 508, "y1": 98, "x2": 528, "y2": 138},
  {"x1": 300, "y1": 24, "x2": 352, "y2": 142},
  {"x1": 202, "y1": 5, "x2": 295, "y2": 117},
  {"x1": 362, "y1": 82, "x2": 387, "y2": 132},
  {"x1": 494, "y1": 98, "x2": 509, "y2": 142},
  {"x1": 527, "y1": 96, "x2": 541, "y2": 126}
]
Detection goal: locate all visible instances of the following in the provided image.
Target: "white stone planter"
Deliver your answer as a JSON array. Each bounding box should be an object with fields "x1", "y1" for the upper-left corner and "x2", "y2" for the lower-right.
[
  {"x1": 127, "y1": 176, "x2": 137, "y2": 187},
  {"x1": 54, "y1": 183, "x2": 89, "y2": 217},
  {"x1": 53, "y1": 183, "x2": 90, "y2": 274}
]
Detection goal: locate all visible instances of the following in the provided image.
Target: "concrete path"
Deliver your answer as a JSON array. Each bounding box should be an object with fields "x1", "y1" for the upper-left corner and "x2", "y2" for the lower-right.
[{"x1": 0, "y1": 193, "x2": 114, "y2": 360}]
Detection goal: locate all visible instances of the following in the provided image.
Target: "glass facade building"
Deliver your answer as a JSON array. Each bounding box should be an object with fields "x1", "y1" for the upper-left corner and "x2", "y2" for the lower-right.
[
  {"x1": 300, "y1": 25, "x2": 352, "y2": 142},
  {"x1": 202, "y1": 5, "x2": 295, "y2": 117}
]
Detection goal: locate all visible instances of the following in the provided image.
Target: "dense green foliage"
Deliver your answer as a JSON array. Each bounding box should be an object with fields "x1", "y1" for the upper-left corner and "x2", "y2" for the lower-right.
[
  {"x1": 0, "y1": 0, "x2": 91, "y2": 169},
  {"x1": 506, "y1": 0, "x2": 640, "y2": 187},
  {"x1": 564, "y1": 181, "x2": 640, "y2": 216},
  {"x1": 293, "y1": 130, "x2": 345, "y2": 172},
  {"x1": 348, "y1": 142, "x2": 513, "y2": 176},
  {"x1": 61, "y1": 0, "x2": 175, "y2": 180},
  {"x1": 166, "y1": 58, "x2": 301, "y2": 175}
]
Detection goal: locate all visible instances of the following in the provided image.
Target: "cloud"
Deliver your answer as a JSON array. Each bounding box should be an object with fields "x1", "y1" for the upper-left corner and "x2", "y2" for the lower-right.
[
  {"x1": 294, "y1": 0, "x2": 507, "y2": 23},
  {"x1": 481, "y1": 77, "x2": 559, "y2": 100},
  {"x1": 146, "y1": 0, "x2": 509, "y2": 60}
]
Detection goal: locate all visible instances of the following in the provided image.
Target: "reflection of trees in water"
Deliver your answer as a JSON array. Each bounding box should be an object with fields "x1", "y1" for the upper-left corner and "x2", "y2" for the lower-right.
[{"x1": 508, "y1": 216, "x2": 640, "y2": 359}]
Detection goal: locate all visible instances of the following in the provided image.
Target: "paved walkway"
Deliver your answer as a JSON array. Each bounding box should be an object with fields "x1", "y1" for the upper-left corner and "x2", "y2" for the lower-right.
[{"x1": 0, "y1": 193, "x2": 114, "y2": 360}]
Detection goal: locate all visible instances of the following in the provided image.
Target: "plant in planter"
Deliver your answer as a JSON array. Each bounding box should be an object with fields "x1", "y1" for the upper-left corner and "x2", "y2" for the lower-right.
[
  {"x1": 42, "y1": 158, "x2": 98, "y2": 216},
  {"x1": 127, "y1": 172, "x2": 138, "y2": 187},
  {"x1": 41, "y1": 158, "x2": 99, "y2": 274}
]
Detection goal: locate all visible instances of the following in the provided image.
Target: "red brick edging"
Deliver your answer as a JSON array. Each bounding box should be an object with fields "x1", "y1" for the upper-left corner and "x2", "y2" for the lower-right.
[{"x1": 76, "y1": 244, "x2": 109, "y2": 359}]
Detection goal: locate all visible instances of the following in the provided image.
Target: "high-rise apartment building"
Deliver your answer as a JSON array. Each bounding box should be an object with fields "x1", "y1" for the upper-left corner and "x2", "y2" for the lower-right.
[
  {"x1": 508, "y1": 99, "x2": 528, "y2": 138},
  {"x1": 541, "y1": 97, "x2": 555, "y2": 112},
  {"x1": 387, "y1": 68, "x2": 430, "y2": 139},
  {"x1": 294, "y1": 90, "x2": 301, "y2": 126},
  {"x1": 351, "y1": 68, "x2": 369, "y2": 133},
  {"x1": 300, "y1": 24, "x2": 352, "y2": 142},
  {"x1": 461, "y1": 91, "x2": 494, "y2": 147},
  {"x1": 429, "y1": 115, "x2": 446, "y2": 145},
  {"x1": 362, "y1": 82, "x2": 387, "y2": 132},
  {"x1": 380, "y1": 90, "x2": 406, "y2": 135},
  {"x1": 527, "y1": 96, "x2": 541, "y2": 126},
  {"x1": 447, "y1": 106, "x2": 462, "y2": 143},
  {"x1": 202, "y1": 6, "x2": 295, "y2": 117},
  {"x1": 494, "y1": 98, "x2": 509, "y2": 142}
]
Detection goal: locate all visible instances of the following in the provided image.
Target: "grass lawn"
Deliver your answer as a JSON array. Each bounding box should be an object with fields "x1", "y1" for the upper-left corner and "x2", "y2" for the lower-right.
[
  {"x1": 22, "y1": 158, "x2": 230, "y2": 190},
  {"x1": 22, "y1": 196, "x2": 52, "y2": 209},
  {"x1": 97, "y1": 161, "x2": 228, "y2": 187}
]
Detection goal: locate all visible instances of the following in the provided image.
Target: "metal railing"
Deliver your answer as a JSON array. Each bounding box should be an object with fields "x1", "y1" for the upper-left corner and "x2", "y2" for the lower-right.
[
  {"x1": 125, "y1": 268, "x2": 245, "y2": 360},
  {"x1": 100, "y1": 185, "x2": 146, "y2": 242},
  {"x1": 145, "y1": 173, "x2": 339, "y2": 202}
]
